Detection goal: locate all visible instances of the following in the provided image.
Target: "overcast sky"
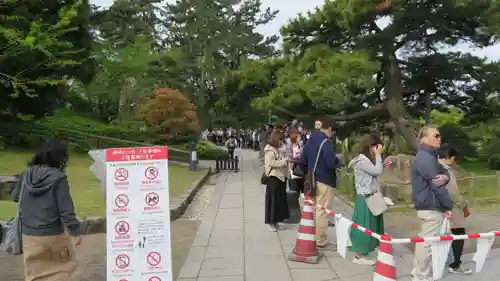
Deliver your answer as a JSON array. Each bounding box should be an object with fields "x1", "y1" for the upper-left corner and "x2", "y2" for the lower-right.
[{"x1": 91, "y1": 0, "x2": 500, "y2": 61}]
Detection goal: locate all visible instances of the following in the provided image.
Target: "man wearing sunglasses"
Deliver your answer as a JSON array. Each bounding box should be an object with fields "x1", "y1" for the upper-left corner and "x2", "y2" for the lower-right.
[{"x1": 411, "y1": 125, "x2": 454, "y2": 281}]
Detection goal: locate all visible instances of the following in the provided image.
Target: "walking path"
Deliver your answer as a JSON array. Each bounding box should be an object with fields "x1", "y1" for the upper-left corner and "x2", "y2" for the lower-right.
[{"x1": 177, "y1": 149, "x2": 500, "y2": 281}]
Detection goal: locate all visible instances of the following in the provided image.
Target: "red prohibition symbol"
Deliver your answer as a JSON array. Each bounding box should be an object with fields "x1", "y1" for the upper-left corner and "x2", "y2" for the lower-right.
[
  {"x1": 145, "y1": 192, "x2": 159, "y2": 206},
  {"x1": 144, "y1": 166, "x2": 159, "y2": 180},
  {"x1": 148, "y1": 277, "x2": 161, "y2": 281},
  {"x1": 115, "y1": 221, "x2": 130, "y2": 235},
  {"x1": 146, "y1": 252, "x2": 161, "y2": 267},
  {"x1": 115, "y1": 194, "x2": 129, "y2": 208},
  {"x1": 115, "y1": 168, "x2": 128, "y2": 181},
  {"x1": 115, "y1": 254, "x2": 130, "y2": 269}
]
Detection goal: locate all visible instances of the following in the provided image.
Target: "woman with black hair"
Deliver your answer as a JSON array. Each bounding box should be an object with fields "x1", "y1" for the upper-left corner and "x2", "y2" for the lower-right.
[
  {"x1": 437, "y1": 144, "x2": 472, "y2": 275},
  {"x1": 11, "y1": 139, "x2": 82, "y2": 281}
]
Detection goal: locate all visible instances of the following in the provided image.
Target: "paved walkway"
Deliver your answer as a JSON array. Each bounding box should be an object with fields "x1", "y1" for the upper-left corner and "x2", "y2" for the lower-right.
[{"x1": 177, "y1": 149, "x2": 500, "y2": 281}]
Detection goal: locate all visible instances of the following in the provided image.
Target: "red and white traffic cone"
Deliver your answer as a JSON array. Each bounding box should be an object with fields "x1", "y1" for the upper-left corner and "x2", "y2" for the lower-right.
[
  {"x1": 288, "y1": 196, "x2": 322, "y2": 264},
  {"x1": 374, "y1": 234, "x2": 397, "y2": 281}
]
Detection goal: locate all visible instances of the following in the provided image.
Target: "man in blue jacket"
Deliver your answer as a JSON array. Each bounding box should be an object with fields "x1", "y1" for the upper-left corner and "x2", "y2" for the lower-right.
[
  {"x1": 411, "y1": 125, "x2": 453, "y2": 281},
  {"x1": 300, "y1": 122, "x2": 339, "y2": 249}
]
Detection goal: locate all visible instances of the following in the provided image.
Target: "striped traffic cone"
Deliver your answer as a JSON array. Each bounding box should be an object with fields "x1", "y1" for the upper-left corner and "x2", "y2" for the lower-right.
[
  {"x1": 288, "y1": 196, "x2": 322, "y2": 264},
  {"x1": 374, "y1": 234, "x2": 397, "y2": 281}
]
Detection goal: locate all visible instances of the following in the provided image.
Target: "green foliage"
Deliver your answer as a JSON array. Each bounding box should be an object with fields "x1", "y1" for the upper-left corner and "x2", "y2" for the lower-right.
[
  {"x1": 253, "y1": 46, "x2": 377, "y2": 111},
  {"x1": 439, "y1": 123, "x2": 476, "y2": 158},
  {"x1": 192, "y1": 140, "x2": 229, "y2": 160},
  {"x1": 0, "y1": 0, "x2": 92, "y2": 106},
  {"x1": 487, "y1": 154, "x2": 500, "y2": 170},
  {"x1": 467, "y1": 120, "x2": 500, "y2": 160},
  {"x1": 80, "y1": 36, "x2": 159, "y2": 121},
  {"x1": 0, "y1": 136, "x2": 4, "y2": 150},
  {"x1": 0, "y1": 109, "x2": 147, "y2": 150},
  {"x1": 417, "y1": 109, "x2": 464, "y2": 126}
]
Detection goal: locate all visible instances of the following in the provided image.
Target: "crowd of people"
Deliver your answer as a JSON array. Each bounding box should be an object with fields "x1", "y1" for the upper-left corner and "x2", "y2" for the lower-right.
[
  {"x1": 2, "y1": 121, "x2": 472, "y2": 281},
  {"x1": 260, "y1": 121, "x2": 472, "y2": 281},
  {"x1": 201, "y1": 128, "x2": 263, "y2": 149}
]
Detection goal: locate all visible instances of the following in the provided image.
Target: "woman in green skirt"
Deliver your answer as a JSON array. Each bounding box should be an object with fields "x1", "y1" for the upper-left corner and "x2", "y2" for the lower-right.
[{"x1": 347, "y1": 135, "x2": 385, "y2": 266}]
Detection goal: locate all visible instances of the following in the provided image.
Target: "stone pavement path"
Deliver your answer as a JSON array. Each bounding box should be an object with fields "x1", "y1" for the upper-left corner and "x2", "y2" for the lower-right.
[{"x1": 177, "y1": 149, "x2": 500, "y2": 281}]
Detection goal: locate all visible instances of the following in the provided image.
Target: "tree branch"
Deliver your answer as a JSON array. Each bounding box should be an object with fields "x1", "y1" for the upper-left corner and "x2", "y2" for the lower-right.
[{"x1": 274, "y1": 102, "x2": 387, "y2": 122}]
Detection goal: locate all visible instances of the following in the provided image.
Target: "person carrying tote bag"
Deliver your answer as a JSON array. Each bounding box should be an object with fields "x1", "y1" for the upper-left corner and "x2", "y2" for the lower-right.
[
  {"x1": 347, "y1": 135, "x2": 385, "y2": 266},
  {"x1": 10, "y1": 140, "x2": 82, "y2": 281},
  {"x1": 437, "y1": 144, "x2": 472, "y2": 275}
]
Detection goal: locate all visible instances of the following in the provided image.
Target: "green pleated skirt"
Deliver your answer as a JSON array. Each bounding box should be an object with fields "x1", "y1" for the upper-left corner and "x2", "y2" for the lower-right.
[{"x1": 349, "y1": 195, "x2": 384, "y2": 255}]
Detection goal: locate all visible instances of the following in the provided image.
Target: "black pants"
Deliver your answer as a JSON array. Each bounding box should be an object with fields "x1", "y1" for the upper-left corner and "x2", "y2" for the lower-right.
[
  {"x1": 450, "y1": 227, "x2": 466, "y2": 269},
  {"x1": 228, "y1": 149, "x2": 234, "y2": 159},
  {"x1": 265, "y1": 176, "x2": 290, "y2": 224}
]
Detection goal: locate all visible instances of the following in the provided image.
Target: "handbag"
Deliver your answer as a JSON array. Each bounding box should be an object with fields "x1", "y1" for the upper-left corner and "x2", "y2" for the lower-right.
[
  {"x1": 304, "y1": 139, "x2": 328, "y2": 197},
  {"x1": 3, "y1": 175, "x2": 24, "y2": 255},
  {"x1": 463, "y1": 205, "x2": 470, "y2": 218},
  {"x1": 365, "y1": 191, "x2": 387, "y2": 216},
  {"x1": 292, "y1": 163, "x2": 305, "y2": 178}
]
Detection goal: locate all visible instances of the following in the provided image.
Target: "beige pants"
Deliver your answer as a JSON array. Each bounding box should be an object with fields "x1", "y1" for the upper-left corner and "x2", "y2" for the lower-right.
[
  {"x1": 412, "y1": 210, "x2": 445, "y2": 279},
  {"x1": 315, "y1": 182, "x2": 335, "y2": 247},
  {"x1": 23, "y1": 232, "x2": 79, "y2": 281}
]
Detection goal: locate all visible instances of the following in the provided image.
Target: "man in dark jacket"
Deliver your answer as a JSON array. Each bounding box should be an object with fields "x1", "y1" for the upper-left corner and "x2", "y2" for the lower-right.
[
  {"x1": 300, "y1": 122, "x2": 339, "y2": 249},
  {"x1": 411, "y1": 125, "x2": 453, "y2": 281}
]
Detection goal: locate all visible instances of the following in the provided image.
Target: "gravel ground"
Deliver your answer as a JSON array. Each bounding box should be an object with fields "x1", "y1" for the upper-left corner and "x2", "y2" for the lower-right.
[{"x1": 0, "y1": 175, "x2": 219, "y2": 281}]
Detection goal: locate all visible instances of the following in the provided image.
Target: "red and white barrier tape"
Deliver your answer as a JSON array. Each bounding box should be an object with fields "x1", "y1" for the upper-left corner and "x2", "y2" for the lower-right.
[{"x1": 303, "y1": 197, "x2": 500, "y2": 244}]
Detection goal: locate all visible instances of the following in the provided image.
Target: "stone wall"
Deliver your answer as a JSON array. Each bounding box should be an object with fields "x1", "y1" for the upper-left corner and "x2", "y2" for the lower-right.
[{"x1": 0, "y1": 175, "x2": 18, "y2": 200}]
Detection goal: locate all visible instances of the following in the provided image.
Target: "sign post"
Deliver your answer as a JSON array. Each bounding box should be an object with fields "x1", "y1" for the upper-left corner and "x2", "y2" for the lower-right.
[
  {"x1": 105, "y1": 146, "x2": 172, "y2": 281},
  {"x1": 188, "y1": 141, "x2": 197, "y2": 171}
]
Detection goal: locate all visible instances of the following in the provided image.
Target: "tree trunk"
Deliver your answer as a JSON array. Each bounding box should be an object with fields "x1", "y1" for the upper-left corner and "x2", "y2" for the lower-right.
[
  {"x1": 384, "y1": 55, "x2": 419, "y2": 151},
  {"x1": 424, "y1": 91, "x2": 431, "y2": 124}
]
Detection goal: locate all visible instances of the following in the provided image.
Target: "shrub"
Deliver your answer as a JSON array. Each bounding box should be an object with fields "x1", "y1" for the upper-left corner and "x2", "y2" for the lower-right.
[
  {"x1": 0, "y1": 136, "x2": 4, "y2": 150},
  {"x1": 138, "y1": 88, "x2": 200, "y2": 143},
  {"x1": 488, "y1": 154, "x2": 500, "y2": 170},
  {"x1": 187, "y1": 140, "x2": 228, "y2": 160}
]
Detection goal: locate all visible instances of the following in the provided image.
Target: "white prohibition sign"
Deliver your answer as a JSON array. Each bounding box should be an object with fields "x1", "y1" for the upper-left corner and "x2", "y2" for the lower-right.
[
  {"x1": 114, "y1": 194, "x2": 129, "y2": 208},
  {"x1": 146, "y1": 252, "x2": 161, "y2": 267},
  {"x1": 115, "y1": 254, "x2": 130, "y2": 269},
  {"x1": 115, "y1": 168, "x2": 128, "y2": 181},
  {"x1": 115, "y1": 221, "x2": 130, "y2": 235},
  {"x1": 145, "y1": 192, "x2": 159, "y2": 206},
  {"x1": 144, "y1": 167, "x2": 159, "y2": 180}
]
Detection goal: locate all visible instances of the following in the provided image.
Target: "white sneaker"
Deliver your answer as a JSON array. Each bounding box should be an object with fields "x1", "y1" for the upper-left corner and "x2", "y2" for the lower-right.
[
  {"x1": 267, "y1": 224, "x2": 277, "y2": 232},
  {"x1": 448, "y1": 267, "x2": 473, "y2": 275},
  {"x1": 275, "y1": 223, "x2": 285, "y2": 230},
  {"x1": 384, "y1": 197, "x2": 395, "y2": 206},
  {"x1": 352, "y1": 256, "x2": 376, "y2": 266}
]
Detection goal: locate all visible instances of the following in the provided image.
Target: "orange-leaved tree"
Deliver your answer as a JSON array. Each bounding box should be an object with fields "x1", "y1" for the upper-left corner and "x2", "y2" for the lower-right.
[{"x1": 138, "y1": 88, "x2": 200, "y2": 142}]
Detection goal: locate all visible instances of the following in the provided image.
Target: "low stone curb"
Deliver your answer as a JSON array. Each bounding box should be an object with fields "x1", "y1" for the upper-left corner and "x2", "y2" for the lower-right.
[
  {"x1": 1, "y1": 168, "x2": 212, "y2": 236},
  {"x1": 169, "y1": 167, "x2": 211, "y2": 221}
]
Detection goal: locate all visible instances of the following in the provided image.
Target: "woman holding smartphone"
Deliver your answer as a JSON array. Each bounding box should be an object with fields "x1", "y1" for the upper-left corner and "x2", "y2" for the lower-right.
[{"x1": 348, "y1": 135, "x2": 385, "y2": 266}]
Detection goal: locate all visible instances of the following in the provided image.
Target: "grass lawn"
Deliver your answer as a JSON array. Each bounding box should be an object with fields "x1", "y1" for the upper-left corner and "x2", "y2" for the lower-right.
[{"x1": 0, "y1": 150, "x2": 207, "y2": 220}]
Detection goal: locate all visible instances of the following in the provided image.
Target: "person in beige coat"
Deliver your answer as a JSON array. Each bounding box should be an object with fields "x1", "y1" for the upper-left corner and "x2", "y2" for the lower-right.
[
  {"x1": 438, "y1": 144, "x2": 472, "y2": 275},
  {"x1": 264, "y1": 130, "x2": 289, "y2": 232}
]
